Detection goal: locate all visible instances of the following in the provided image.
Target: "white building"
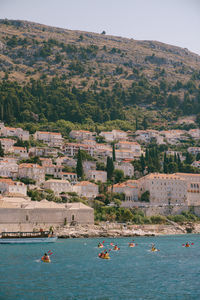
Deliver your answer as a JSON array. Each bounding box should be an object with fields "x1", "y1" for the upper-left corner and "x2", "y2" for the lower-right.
[
  {"x1": 62, "y1": 143, "x2": 95, "y2": 157},
  {"x1": 73, "y1": 181, "x2": 99, "y2": 199},
  {"x1": 59, "y1": 172, "x2": 77, "y2": 183},
  {"x1": 86, "y1": 170, "x2": 107, "y2": 183},
  {"x1": 0, "y1": 138, "x2": 15, "y2": 153},
  {"x1": 138, "y1": 173, "x2": 187, "y2": 205},
  {"x1": 18, "y1": 163, "x2": 45, "y2": 185},
  {"x1": 34, "y1": 131, "x2": 63, "y2": 147},
  {"x1": 100, "y1": 130, "x2": 128, "y2": 142},
  {"x1": 69, "y1": 130, "x2": 96, "y2": 141},
  {"x1": 12, "y1": 146, "x2": 29, "y2": 159},
  {"x1": 0, "y1": 125, "x2": 29, "y2": 141},
  {"x1": 0, "y1": 178, "x2": 27, "y2": 196},
  {"x1": 44, "y1": 179, "x2": 72, "y2": 195},
  {"x1": 0, "y1": 159, "x2": 18, "y2": 178}
]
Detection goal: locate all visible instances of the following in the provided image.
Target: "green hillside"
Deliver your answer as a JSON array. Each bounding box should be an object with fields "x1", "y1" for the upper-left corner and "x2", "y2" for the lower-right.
[{"x1": 0, "y1": 19, "x2": 200, "y2": 132}]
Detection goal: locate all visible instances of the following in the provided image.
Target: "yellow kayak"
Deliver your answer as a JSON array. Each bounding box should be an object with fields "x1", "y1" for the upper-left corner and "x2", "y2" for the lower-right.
[
  {"x1": 98, "y1": 245, "x2": 104, "y2": 248},
  {"x1": 151, "y1": 248, "x2": 159, "y2": 252},
  {"x1": 99, "y1": 256, "x2": 110, "y2": 259}
]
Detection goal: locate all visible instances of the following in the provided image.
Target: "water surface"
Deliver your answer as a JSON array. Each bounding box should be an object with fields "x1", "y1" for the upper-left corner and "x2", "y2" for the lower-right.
[{"x1": 1, "y1": 235, "x2": 200, "y2": 299}]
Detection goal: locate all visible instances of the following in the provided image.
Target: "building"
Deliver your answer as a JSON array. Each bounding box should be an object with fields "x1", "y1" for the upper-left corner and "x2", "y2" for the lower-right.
[
  {"x1": 100, "y1": 130, "x2": 127, "y2": 142},
  {"x1": 112, "y1": 180, "x2": 138, "y2": 201},
  {"x1": 0, "y1": 138, "x2": 15, "y2": 153},
  {"x1": 12, "y1": 146, "x2": 29, "y2": 159},
  {"x1": 59, "y1": 172, "x2": 77, "y2": 183},
  {"x1": 116, "y1": 141, "x2": 141, "y2": 157},
  {"x1": 0, "y1": 198, "x2": 94, "y2": 230},
  {"x1": 175, "y1": 173, "x2": 200, "y2": 205},
  {"x1": 18, "y1": 163, "x2": 45, "y2": 185},
  {"x1": 86, "y1": 170, "x2": 107, "y2": 183},
  {"x1": 0, "y1": 178, "x2": 27, "y2": 196},
  {"x1": 114, "y1": 161, "x2": 134, "y2": 177},
  {"x1": 73, "y1": 181, "x2": 99, "y2": 199},
  {"x1": 34, "y1": 131, "x2": 63, "y2": 147},
  {"x1": 0, "y1": 125, "x2": 29, "y2": 141},
  {"x1": 188, "y1": 147, "x2": 200, "y2": 156},
  {"x1": 44, "y1": 179, "x2": 72, "y2": 195},
  {"x1": 62, "y1": 143, "x2": 95, "y2": 157},
  {"x1": 192, "y1": 161, "x2": 200, "y2": 168},
  {"x1": 138, "y1": 173, "x2": 187, "y2": 205},
  {"x1": 69, "y1": 130, "x2": 96, "y2": 141},
  {"x1": 0, "y1": 159, "x2": 18, "y2": 178}
]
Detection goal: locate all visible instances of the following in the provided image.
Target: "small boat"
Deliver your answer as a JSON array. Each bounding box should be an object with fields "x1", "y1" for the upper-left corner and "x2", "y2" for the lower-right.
[
  {"x1": 41, "y1": 256, "x2": 51, "y2": 263},
  {"x1": 113, "y1": 246, "x2": 120, "y2": 251},
  {"x1": 98, "y1": 244, "x2": 104, "y2": 248},
  {"x1": 0, "y1": 231, "x2": 57, "y2": 244},
  {"x1": 151, "y1": 248, "x2": 159, "y2": 252},
  {"x1": 129, "y1": 243, "x2": 135, "y2": 248},
  {"x1": 99, "y1": 254, "x2": 110, "y2": 259}
]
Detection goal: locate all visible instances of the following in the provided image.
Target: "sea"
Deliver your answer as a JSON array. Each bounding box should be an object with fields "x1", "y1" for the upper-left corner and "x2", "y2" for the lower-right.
[{"x1": 1, "y1": 235, "x2": 200, "y2": 300}]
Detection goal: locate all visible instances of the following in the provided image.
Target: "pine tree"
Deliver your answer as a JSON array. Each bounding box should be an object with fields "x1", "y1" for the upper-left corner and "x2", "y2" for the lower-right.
[
  {"x1": 106, "y1": 157, "x2": 114, "y2": 180},
  {"x1": 163, "y1": 152, "x2": 168, "y2": 173},
  {"x1": 0, "y1": 141, "x2": 4, "y2": 157},
  {"x1": 112, "y1": 144, "x2": 116, "y2": 161},
  {"x1": 140, "y1": 154, "x2": 145, "y2": 174},
  {"x1": 135, "y1": 117, "x2": 138, "y2": 130},
  {"x1": 76, "y1": 149, "x2": 83, "y2": 179}
]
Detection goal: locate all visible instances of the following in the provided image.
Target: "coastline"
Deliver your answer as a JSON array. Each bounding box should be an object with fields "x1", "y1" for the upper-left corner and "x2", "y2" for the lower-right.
[{"x1": 56, "y1": 222, "x2": 200, "y2": 238}]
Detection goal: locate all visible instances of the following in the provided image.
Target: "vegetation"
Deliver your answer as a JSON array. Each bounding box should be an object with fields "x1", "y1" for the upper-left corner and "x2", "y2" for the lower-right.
[{"x1": 76, "y1": 149, "x2": 84, "y2": 179}]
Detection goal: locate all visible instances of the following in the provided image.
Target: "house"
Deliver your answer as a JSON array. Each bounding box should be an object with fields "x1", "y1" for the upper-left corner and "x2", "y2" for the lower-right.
[
  {"x1": 192, "y1": 161, "x2": 200, "y2": 168},
  {"x1": 188, "y1": 129, "x2": 200, "y2": 140},
  {"x1": 34, "y1": 131, "x2": 63, "y2": 147},
  {"x1": 0, "y1": 178, "x2": 27, "y2": 196},
  {"x1": 18, "y1": 163, "x2": 45, "y2": 185},
  {"x1": 0, "y1": 138, "x2": 15, "y2": 153},
  {"x1": 69, "y1": 130, "x2": 96, "y2": 141},
  {"x1": 0, "y1": 159, "x2": 18, "y2": 178},
  {"x1": 44, "y1": 179, "x2": 72, "y2": 195},
  {"x1": 86, "y1": 170, "x2": 107, "y2": 183},
  {"x1": 12, "y1": 146, "x2": 29, "y2": 159},
  {"x1": 0, "y1": 125, "x2": 29, "y2": 141},
  {"x1": 188, "y1": 147, "x2": 200, "y2": 156},
  {"x1": 175, "y1": 173, "x2": 200, "y2": 205},
  {"x1": 44, "y1": 164, "x2": 63, "y2": 177},
  {"x1": 100, "y1": 130, "x2": 127, "y2": 142},
  {"x1": 114, "y1": 161, "x2": 134, "y2": 177},
  {"x1": 55, "y1": 156, "x2": 77, "y2": 168},
  {"x1": 73, "y1": 181, "x2": 99, "y2": 199},
  {"x1": 116, "y1": 141, "x2": 141, "y2": 157},
  {"x1": 29, "y1": 147, "x2": 59, "y2": 157},
  {"x1": 115, "y1": 149, "x2": 135, "y2": 160},
  {"x1": 59, "y1": 172, "x2": 77, "y2": 183},
  {"x1": 62, "y1": 143, "x2": 95, "y2": 157},
  {"x1": 112, "y1": 180, "x2": 138, "y2": 201}
]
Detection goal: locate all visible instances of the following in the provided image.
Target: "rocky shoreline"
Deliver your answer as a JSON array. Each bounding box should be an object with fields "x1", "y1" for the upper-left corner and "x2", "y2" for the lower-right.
[{"x1": 56, "y1": 222, "x2": 200, "y2": 238}]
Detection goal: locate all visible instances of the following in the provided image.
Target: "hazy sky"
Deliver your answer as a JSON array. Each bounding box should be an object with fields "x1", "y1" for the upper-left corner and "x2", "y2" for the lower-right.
[{"x1": 0, "y1": 0, "x2": 200, "y2": 55}]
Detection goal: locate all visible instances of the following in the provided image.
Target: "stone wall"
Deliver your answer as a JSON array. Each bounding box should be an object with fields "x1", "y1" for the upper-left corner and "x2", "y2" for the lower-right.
[{"x1": 0, "y1": 207, "x2": 94, "y2": 232}]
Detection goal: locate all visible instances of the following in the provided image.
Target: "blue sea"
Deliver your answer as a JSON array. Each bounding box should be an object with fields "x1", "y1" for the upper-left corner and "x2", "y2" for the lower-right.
[{"x1": 1, "y1": 235, "x2": 200, "y2": 300}]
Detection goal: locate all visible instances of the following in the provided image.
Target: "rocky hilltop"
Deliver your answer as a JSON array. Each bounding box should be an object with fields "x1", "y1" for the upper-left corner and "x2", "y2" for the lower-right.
[{"x1": 0, "y1": 19, "x2": 200, "y2": 87}]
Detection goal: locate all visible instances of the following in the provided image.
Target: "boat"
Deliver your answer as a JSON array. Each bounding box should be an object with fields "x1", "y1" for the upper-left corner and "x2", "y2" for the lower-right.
[
  {"x1": 129, "y1": 243, "x2": 135, "y2": 248},
  {"x1": 151, "y1": 248, "x2": 159, "y2": 252},
  {"x1": 41, "y1": 256, "x2": 51, "y2": 263},
  {"x1": 0, "y1": 231, "x2": 57, "y2": 244},
  {"x1": 113, "y1": 246, "x2": 120, "y2": 251},
  {"x1": 99, "y1": 253, "x2": 110, "y2": 259},
  {"x1": 98, "y1": 244, "x2": 104, "y2": 248}
]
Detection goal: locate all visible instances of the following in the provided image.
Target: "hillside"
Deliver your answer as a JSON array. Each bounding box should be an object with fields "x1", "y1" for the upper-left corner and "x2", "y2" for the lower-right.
[{"x1": 0, "y1": 19, "x2": 200, "y2": 131}]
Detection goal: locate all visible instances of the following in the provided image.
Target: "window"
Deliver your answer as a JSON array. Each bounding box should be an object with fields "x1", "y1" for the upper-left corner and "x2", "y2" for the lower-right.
[
  {"x1": 26, "y1": 215, "x2": 29, "y2": 221},
  {"x1": 72, "y1": 215, "x2": 75, "y2": 221}
]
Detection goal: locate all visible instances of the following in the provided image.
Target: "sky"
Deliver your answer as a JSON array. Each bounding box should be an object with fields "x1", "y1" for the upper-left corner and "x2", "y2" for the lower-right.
[{"x1": 0, "y1": 0, "x2": 200, "y2": 55}]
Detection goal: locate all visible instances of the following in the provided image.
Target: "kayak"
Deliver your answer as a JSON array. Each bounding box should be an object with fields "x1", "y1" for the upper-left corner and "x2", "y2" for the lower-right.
[
  {"x1": 129, "y1": 244, "x2": 135, "y2": 248},
  {"x1": 41, "y1": 256, "x2": 51, "y2": 263},
  {"x1": 185, "y1": 245, "x2": 190, "y2": 248},
  {"x1": 151, "y1": 248, "x2": 159, "y2": 252},
  {"x1": 113, "y1": 247, "x2": 119, "y2": 251},
  {"x1": 99, "y1": 255, "x2": 110, "y2": 259},
  {"x1": 98, "y1": 245, "x2": 104, "y2": 248}
]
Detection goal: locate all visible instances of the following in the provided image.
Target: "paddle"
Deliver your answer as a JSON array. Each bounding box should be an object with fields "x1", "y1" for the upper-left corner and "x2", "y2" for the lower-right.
[{"x1": 48, "y1": 250, "x2": 53, "y2": 256}]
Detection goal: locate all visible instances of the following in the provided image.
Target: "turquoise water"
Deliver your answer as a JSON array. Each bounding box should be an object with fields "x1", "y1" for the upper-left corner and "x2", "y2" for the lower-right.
[{"x1": 1, "y1": 235, "x2": 200, "y2": 299}]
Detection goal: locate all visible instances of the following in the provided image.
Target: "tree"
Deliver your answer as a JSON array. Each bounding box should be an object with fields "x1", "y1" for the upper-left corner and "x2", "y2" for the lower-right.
[
  {"x1": 106, "y1": 157, "x2": 114, "y2": 181},
  {"x1": 76, "y1": 148, "x2": 84, "y2": 179},
  {"x1": 114, "y1": 169, "x2": 124, "y2": 183},
  {"x1": 0, "y1": 142, "x2": 4, "y2": 157},
  {"x1": 101, "y1": 30, "x2": 106, "y2": 35},
  {"x1": 141, "y1": 191, "x2": 150, "y2": 202},
  {"x1": 142, "y1": 117, "x2": 148, "y2": 130},
  {"x1": 185, "y1": 152, "x2": 194, "y2": 165},
  {"x1": 112, "y1": 144, "x2": 116, "y2": 161},
  {"x1": 140, "y1": 154, "x2": 145, "y2": 174}
]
